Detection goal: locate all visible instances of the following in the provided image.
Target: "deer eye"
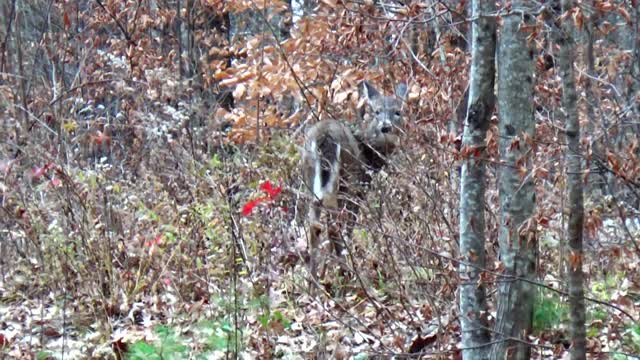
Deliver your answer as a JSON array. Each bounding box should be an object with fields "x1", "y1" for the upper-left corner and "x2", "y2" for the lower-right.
[
  {"x1": 394, "y1": 111, "x2": 401, "y2": 117},
  {"x1": 374, "y1": 110, "x2": 381, "y2": 115}
]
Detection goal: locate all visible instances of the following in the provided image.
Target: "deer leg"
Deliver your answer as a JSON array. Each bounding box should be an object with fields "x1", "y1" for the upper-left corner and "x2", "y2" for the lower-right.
[
  {"x1": 328, "y1": 209, "x2": 343, "y2": 259},
  {"x1": 331, "y1": 197, "x2": 359, "y2": 278},
  {"x1": 342, "y1": 196, "x2": 360, "y2": 244},
  {"x1": 308, "y1": 200, "x2": 322, "y2": 281}
]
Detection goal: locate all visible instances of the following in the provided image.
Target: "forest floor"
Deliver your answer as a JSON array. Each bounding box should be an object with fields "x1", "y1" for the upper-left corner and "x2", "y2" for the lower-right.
[{"x1": 1, "y1": 209, "x2": 639, "y2": 359}]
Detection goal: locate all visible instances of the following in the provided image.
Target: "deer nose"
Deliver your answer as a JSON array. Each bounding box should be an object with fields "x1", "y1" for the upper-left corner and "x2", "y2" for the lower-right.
[{"x1": 381, "y1": 124, "x2": 393, "y2": 133}]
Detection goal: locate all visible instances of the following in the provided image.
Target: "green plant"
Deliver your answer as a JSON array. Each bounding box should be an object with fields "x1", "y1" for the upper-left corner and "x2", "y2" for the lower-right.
[
  {"x1": 585, "y1": 307, "x2": 609, "y2": 337},
  {"x1": 248, "y1": 295, "x2": 291, "y2": 332},
  {"x1": 533, "y1": 292, "x2": 568, "y2": 333},
  {"x1": 589, "y1": 308, "x2": 608, "y2": 322},
  {"x1": 591, "y1": 273, "x2": 623, "y2": 301},
  {"x1": 622, "y1": 323, "x2": 640, "y2": 354},
  {"x1": 126, "y1": 326, "x2": 188, "y2": 360},
  {"x1": 196, "y1": 319, "x2": 240, "y2": 352},
  {"x1": 35, "y1": 351, "x2": 53, "y2": 360},
  {"x1": 258, "y1": 310, "x2": 292, "y2": 331}
]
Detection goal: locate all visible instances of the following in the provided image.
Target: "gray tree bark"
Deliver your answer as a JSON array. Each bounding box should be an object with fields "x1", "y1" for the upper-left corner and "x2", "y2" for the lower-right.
[
  {"x1": 583, "y1": 0, "x2": 604, "y2": 196},
  {"x1": 458, "y1": 0, "x2": 496, "y2": 358},
  {"x1": 556, "y1": 1, "x2": 587, "y2": 358},
  {"x1": 490, "y1": 1, "x2": 537, "y2": 359}
]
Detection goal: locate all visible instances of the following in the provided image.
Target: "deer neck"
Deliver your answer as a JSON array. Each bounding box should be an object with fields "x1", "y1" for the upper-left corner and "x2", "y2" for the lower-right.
[{"x1": 354, "y1": 132, "x2": 388, "y2": 172}]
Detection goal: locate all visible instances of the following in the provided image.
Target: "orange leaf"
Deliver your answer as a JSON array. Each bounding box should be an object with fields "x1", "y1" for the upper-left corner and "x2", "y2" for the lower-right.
[
  {"x1": 509, "y1": 136, "x2": 521, "y2": 151},
  {"x1": 220, "y1": 77, "x2": 240, "y2": 87},
  {"x1": 534, "y1": 167, "x2": 549, "y2": 179},
  {"x1": 213, "y1": 71, "x2": 232, "y2": 80},
  {"x1": 63, "y1": 12, "x2": 71, "y2": 30},
  {"x1": 606, "y1": 151, "x2": 620, "y2": 173},
  {"x1": 320, "y1": 0, "x2": 337, "y2": 8},
  {"x1": 618, "y1": 6, "x2": 632, "y2": 25},
  {"x1": 518, "y1": 165, "x2": 527, "y2": 179},
  {"x1": 569, "y1": 251, "x2": 582, "y2": 271},
  {"x1": 574, "y1": 8, "x2": 584, "y2": 29}
]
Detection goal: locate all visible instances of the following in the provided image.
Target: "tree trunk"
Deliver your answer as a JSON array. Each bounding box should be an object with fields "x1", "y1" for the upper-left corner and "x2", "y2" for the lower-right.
[
  {"x1": 584, "y1": 0, "x2": 603, "y2": 196},
  {"x1": 490, "y1": 1, "x2": 537, "y2": 359},
  {"x1": 15, "y1": 3, "x2": 28, "y2": 127},
  {"x1": 556, "y1": 1, "x2": 587, "y2": 358},
  {"x1": 458, "y1": 0, "x2": 496, "y2": 358},
  {"x1": 176, "y1": 0, "x2": 183, "y2": 79}
]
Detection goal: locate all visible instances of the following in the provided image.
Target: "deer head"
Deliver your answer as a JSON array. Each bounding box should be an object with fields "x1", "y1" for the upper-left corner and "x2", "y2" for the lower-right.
[{"x1": 359, "y1": 81, "x2": 408, "y2": 156}]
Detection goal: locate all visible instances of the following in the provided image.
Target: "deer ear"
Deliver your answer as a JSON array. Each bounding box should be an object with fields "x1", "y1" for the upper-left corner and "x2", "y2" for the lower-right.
[
  {"x1": 360, "y1": 81, "x2": 381, "y2": 102},
  {"x1": 395, "y1": 83, "x2": 408, "y2": 100}
]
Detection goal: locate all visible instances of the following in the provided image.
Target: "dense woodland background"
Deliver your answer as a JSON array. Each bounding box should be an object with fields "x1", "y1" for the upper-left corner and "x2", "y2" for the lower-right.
[{"x1": 0, "y1": 0, "x2": 639, "y2": 358}]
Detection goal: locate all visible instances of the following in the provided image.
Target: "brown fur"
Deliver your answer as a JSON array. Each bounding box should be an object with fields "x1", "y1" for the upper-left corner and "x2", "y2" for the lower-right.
[{"x1": 301, "y1": 81, "x2": 407, "y2": 281}]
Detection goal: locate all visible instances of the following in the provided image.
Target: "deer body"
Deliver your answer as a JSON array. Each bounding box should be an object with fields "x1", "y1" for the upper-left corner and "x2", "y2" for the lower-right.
[{"x1": 302, "y1": 81, "x2": 406, "y2": 279}]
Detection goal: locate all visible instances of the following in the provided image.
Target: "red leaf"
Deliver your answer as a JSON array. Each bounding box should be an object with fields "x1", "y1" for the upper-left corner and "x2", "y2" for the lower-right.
[
  {"x1": 538, "y1": 216, "x2": 550, "y2": 228},
  {"x1": 243, "y1": 180, "x2": 283, "y2": 216},
  {"x1": 259, "y1": 181, "x2": 282, "y2": 199},
  {"x1": 270, "y1": 186, "x2": 282, "y2": 199},
  {"x1": 242, "y1": 197, "x2": 266, "y2": 216},
  {"x1": 259, "y1": 181, "x2": 273, "y2": 193},
  {"x1": 92, "y1": 131, "x2": 111, "y2": 146},
  {"x1": 145, "y1": 234, "x2": 163, "y2": 247},
  {"x1": 32, "y1": 163, "x2": 54, "y2": 180}
]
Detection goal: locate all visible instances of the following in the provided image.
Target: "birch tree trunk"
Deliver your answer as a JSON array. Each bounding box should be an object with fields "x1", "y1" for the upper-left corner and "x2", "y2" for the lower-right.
[
  {"x1": 556, "y1": 1, "x2": 587, "y2": 358},
  {"x1": 458, "y1": 0, "x2": 496, "y2": 358},
  {"x1": 490, "y1": 1, "x2": 537, "y2": 358}
]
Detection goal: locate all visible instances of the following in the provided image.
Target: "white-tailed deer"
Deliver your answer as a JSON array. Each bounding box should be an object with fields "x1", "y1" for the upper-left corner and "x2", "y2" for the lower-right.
[{"x1": 302, "y1": 81, "x2": 407, "y2": 280}]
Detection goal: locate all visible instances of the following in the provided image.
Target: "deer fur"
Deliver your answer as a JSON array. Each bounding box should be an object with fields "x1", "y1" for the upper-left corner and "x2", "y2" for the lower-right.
[{"x1": 301, "y1": 81, "x2": 407, "y2": 280}]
